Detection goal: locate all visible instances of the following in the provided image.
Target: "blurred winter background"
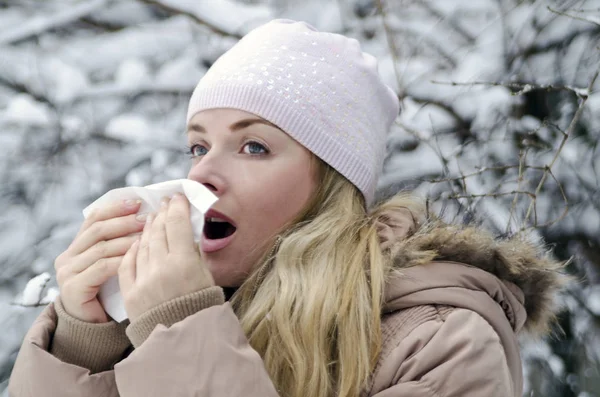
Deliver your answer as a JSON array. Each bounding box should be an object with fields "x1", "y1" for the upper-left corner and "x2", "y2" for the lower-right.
[{"x1": 0, "y1": 0, "x2": 599, "y2": 395}]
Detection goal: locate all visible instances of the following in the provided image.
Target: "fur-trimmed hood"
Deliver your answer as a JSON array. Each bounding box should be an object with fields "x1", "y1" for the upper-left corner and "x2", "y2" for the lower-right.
[{"x1": 376, "y1": 206, "x2": 567, "y2": 336}]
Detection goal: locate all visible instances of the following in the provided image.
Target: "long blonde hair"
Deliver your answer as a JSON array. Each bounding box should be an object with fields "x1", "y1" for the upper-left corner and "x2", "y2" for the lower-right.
[{"x1": 231, "y1": 158, "x2": 423, "y2": 397}]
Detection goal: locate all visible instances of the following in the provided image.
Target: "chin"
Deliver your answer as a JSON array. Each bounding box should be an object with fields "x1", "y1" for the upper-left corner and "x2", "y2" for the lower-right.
[{"x1": 205, "y1": 260, "x2": 247, "y2": 288}]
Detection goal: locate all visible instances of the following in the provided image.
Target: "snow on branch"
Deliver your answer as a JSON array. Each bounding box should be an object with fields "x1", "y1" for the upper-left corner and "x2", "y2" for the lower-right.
[
  {"x1": 548, "y1": 6, "x2": 600, "y2": 27},
  {"x1": 430, "y1": 80, "x2": 592, "y2": 99},
  {"x1": 12, "y1": 272, "x2": 59, "y2": 307},
  {"x1": 0, "y1": 0, "x2": 113, "y2": 46},
  {"x1": 137, "y1": 0, "x2": 274, "y2": 38}
]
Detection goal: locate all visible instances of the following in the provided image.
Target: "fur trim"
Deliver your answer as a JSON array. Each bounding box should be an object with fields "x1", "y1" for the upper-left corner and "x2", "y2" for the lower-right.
[{"x1": 386, "y1": 220, "x2": 568, "y2": 336}]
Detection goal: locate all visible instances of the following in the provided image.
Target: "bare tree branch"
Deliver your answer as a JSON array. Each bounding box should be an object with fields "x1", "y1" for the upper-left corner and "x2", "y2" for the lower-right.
[
  {"x1": 418, "y1": 1, "x2": 476, "y2": 45},
  {"x1": 409, "y1": 94, "x2": 473, "y2": 140},
  {"x1": 516, "y1": 25, "x2": 600, "y2": 62},
  {"x1": 0, "y1": 75, "x2": 56, "y2": 109},
  {"x1": 374, "y1": 0, "x2": 405, "y2": 102},
  {"x1": 431, "y1": 79, "x2": 592, "y2": 98},
  {"x1": 521, "y1": 65, "x2": 600, "y2": 230},
  {"x1": 0, "y1": 0, "x2": 114, "y2": 46},
  {"x1": 548, "y1": 6, "x2": 600, "y2": 27},
  {"x1": 136, "y1": 0, "x2": 243, "y2": 39}
]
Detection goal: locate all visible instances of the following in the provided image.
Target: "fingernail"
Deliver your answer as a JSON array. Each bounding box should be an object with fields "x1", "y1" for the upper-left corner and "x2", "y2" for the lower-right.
[
  {"x1": 136, "y1": 213, "x2": 148, "y2": 222},
  {"x1": 125, "y1": 199, "x2": 141, "y2": 208},
  {"x1": 160, "y1": 197, "x2": 169, "y2": 207},
  {"x1": 173, "y1": 193, "x2": 184, "y2": 200}
]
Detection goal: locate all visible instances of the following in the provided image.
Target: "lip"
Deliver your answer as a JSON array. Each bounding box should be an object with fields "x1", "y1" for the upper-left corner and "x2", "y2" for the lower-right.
[
  {"x1": 204, "y1": 209, "x2": 236, "y2": 227},
  {"x1": 201, "y1": 208, "x2": 237, "y2": 253},
  {"x1": 201, "y1": 232, "x2": 235, "y2": 253}
]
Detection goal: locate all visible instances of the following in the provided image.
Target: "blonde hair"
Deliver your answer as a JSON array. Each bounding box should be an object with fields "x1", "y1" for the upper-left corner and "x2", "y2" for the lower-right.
[{"x1": 231, "y1": 158, "x2": 424, "y2": 397}]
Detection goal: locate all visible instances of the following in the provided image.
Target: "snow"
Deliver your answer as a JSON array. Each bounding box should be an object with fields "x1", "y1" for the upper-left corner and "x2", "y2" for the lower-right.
[
  {"x1": 156, "y1": 53, "x2": 207, "y2": 86},
  {"x1": 115, "y1": 58, "x2": 152, "y2": 89},
  {"x1": 587, "y1": 286, "x2": 600, "y2": 316},
  {"x1": 548, "y1": 354, "x2": 566, "y2": 377},
  {"x1": 398, "y1": 97, "x2": 457, "y2": 136},
  {"x1": 91, "y1": 0, "x2": 156, "y2": 26},
  {"x1": 0, "y1": 0, "x2": 110, "y2": 46},
  {"x1": 157, "y1": 0, "x2": 275, "y2": 35},
  {"x1": 277, "y1": 0, "x2": 343, "y2": 32},
  {"x1": 587, "y1": 15, "x2": 600, "y2": 25},
  {"x1": 14, "y1": 273, "x2": 51, "y2": 306},
  {"x1": 2, "y1": 94, "x2": 53, "y2": 126},
  {"x1": 59, "y1": 16, "x2": 196, "y2": 75},
  {"x1": 105, "y1": 113, "x2": 153, "y2": 142},
  {"x1": 42, "y1": 57, "x2": 90, "y2": 103}
]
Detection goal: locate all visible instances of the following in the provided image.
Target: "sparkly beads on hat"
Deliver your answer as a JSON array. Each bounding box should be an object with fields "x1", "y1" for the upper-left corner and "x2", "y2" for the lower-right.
[{"x1": 187, "y1": 19, "x2": 400, "y2": 206}]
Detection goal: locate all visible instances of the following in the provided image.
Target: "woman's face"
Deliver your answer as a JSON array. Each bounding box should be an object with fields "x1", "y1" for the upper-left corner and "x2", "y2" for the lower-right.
[{"x1": 187, "y1": 108, "x2": 317, "y2": 287}]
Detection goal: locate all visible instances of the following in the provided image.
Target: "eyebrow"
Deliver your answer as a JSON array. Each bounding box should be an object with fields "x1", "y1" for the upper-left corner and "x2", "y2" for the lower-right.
[{"x1": 186, "y1": 118, "x2": 282, "y2": 135}]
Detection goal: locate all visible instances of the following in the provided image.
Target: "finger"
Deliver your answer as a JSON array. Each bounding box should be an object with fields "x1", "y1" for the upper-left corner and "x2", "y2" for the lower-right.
[
  {"x1": 166, "y1": 193, "x2": 196, "y2": 253},
  {"x1": 69, "y1": 235, "x2": 140, "y2": 274},
  {"x1": 69, "y1": 256, "x2": 123, "y2": 293},
  {"x1": 77, "y1": 199, "x2": 142, "y2": 236},
  {"x1": 136, "y1": 212, "x2": 153, "y2": 280},
  {"x1": 69, "y1": 212, "x2": 147, "y2": 256},
  {"x1": 119, "y1": 239, "x2": 139, "y2": 294},
  {"x1": 149, "y1": 199, "x2": 169, "y2": 260}
]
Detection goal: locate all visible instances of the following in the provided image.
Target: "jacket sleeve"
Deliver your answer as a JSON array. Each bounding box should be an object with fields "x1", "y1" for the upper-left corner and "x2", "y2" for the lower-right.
[
  {"x1": 370, "y1": 308, "x2": 516, "y2": 397},
  {"x1": 8, "y1": 302, "x2": 124, "y2": 397},
  {"x1": 114, "y1": 298, "x2": 280, "y2": 397}
]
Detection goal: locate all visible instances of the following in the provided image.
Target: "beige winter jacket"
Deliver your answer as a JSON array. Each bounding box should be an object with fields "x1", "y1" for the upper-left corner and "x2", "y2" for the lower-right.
[{"x1": 8, "y1": 214, "x2": 564, "y2": 397}]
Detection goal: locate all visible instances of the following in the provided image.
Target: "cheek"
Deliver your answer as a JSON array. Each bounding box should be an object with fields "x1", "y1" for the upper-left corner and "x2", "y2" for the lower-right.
[{"x1": 249, "y1": 165, "x2": 314, "y2": 228}]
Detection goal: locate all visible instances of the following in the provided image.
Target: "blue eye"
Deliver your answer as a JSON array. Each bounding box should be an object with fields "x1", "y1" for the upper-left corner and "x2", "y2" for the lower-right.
[
  {"x1": 188, "y1": 144, "x2": 208, "y2": 157},
  {"x1": 242, "y1": 141, "x2": 269, "y2": 155}
]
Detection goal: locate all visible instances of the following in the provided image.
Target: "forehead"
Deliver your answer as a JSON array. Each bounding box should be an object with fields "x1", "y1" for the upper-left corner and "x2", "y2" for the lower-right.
[
  {"x1": 187, "y1": 108, "x2": 281, "y2": 134},
  {"x1": 190, "y1": 108, "x2": 256, "y2": 123}
]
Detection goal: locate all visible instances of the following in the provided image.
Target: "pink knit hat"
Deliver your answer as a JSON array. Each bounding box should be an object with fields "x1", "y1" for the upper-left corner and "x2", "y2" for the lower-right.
[{"x1": 187, "y1": 19, "x2": 399, "y2": 206}]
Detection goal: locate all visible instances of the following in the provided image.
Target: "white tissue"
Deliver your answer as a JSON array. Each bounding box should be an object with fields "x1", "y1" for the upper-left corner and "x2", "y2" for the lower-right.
[{"x1": 82, "y1": 179, "x2": 218, "y2": 322}]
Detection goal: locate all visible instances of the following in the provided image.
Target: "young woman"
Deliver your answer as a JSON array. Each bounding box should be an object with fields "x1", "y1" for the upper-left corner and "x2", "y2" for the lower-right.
[{"x1": 9, "y1": 19, "x2": 564, "y2": 397}]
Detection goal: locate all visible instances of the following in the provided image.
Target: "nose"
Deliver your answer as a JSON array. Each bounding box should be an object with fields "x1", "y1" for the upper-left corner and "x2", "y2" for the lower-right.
[{"x1": 187, "y1": 154, "x2": 227, "y2": 195}]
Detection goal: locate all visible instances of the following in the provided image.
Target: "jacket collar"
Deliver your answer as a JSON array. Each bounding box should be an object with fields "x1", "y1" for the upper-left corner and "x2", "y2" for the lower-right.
[{"x1": 378, "y1": 207, "x2": 567, "y2": 336}]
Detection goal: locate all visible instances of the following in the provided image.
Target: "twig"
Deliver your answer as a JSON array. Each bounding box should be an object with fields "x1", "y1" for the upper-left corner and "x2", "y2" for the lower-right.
[
  {"x1": 532, "y1": 168, "x2": 569, "y2": 229},
  {"x1": 0, "y1": 0, "x2": 113, "y2": 45},
  {"x1": 565, "y1": 288, "x2": 600, "y2": 321},
  {"x1": 548, "y1": 6, "x2": 600, "y2": 27},
  {"x1": 521, "y1": 65, "x2": 600, "y2": 229},
  {"x1": 80, "y1": 16, "x2": 127, "y2": 32},
  {"x1": 374, "y1": 0, "x2": 405, "y2": 102},
  {"x1": 447, "y1": 190, "x2": 536, "y2": 200},
  {"x1": 387, "y1": 25, "x2": 457, "y2": 68},
  {"x1": 431, "y1": 79, "x2": 592, "y2": 98},
  {"x1": 137, "y1": 0, "x2": 243, "y2": 39},
  {"x1": 507, "y1": 149, "x2": 528, "y2": 234},
  {"x1": 0, "y1": 74, "x2": 56, "y2": 109},
  {"x1": 409, "y1": 94, "x2": 472, "y2": 140},
  {"x1": 516, "y1": 25, "x2": 600, "y2": 61},
  {"x1": 418, "y1": 1, "x2": 475, "y2": 44},
  {"x1": 422, "y1": 164, "x2": 545, "y2": 184}
]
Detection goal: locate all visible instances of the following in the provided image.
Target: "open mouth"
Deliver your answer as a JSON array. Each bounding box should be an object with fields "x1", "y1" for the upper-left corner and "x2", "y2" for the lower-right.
[
  {"x1": 201, "y1": 209, "x2": 237, "y2": 253},
  {"x1": 204, "y1": 217, "x2": 237, "y2": 240}
]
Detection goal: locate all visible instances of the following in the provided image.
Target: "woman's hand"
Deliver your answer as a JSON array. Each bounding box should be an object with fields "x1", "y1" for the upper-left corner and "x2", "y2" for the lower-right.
[
  {"x1": 118, "y1": 193, "x2": 215, "y2": 322},
  {"x1": 55, "y1": 200, "x2": 146, "y2": 323}
]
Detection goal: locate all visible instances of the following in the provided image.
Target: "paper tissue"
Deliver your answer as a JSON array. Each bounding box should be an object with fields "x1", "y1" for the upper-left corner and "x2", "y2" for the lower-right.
[{"x1": 82, "y1": 179, "x2": 218, "y2": 322}]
